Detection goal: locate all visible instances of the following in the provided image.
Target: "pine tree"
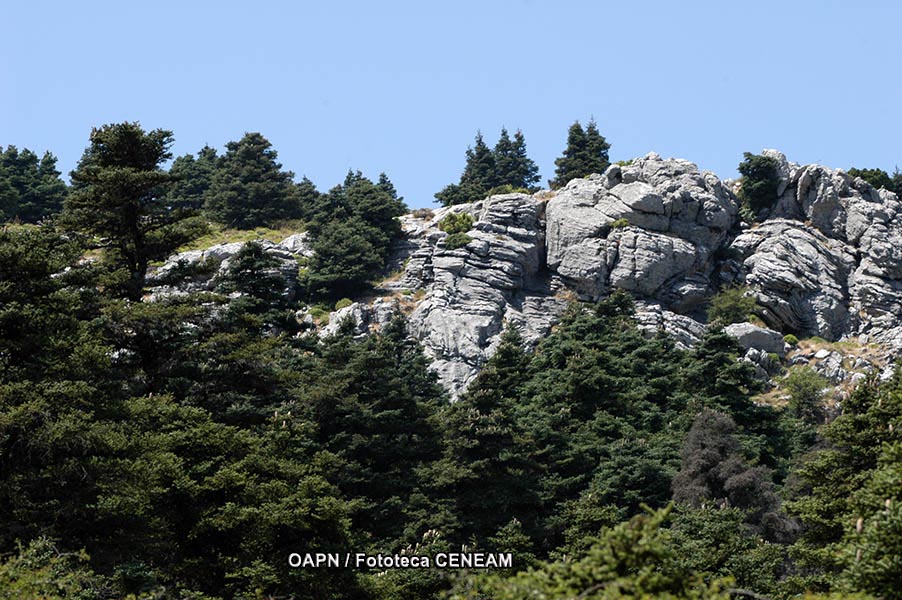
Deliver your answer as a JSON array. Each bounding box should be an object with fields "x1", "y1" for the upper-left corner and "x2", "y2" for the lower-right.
[
  {"x1": 64, "y1": 122, "x2": 205, "y2": 300},
  {"x1": 204, "y1": 132, "x2": 301, "y2": 228}
]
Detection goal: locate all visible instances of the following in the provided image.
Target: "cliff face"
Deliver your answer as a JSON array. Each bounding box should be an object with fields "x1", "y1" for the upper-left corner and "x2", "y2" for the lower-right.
[{"x1": 149, "y1": 151, "x2": 902, "y2": 397}]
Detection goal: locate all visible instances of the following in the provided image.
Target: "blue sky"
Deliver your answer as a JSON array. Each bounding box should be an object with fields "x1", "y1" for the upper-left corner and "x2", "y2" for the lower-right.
[{"x1": 2, "y1": 1, "x2": 901, "y2": 207}]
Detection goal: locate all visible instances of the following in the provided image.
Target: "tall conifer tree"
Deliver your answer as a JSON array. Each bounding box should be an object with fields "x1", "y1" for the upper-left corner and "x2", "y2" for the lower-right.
[{"x1": 204, "y1": 132, "x2": 301, "y2": 228}]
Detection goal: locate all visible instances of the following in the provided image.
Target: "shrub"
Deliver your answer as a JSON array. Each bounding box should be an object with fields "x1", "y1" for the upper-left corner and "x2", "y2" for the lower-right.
[
  {"x1": 335, "y1": 298, "x2": 353, "y2": 311},
  {"x1": 485, "y1": 184, "x2": 529, "y2": 196},
  {"x1": 611, "y1": 218, "x2": 630, "y2": 229},
  {"x1": 444, "y1": 232, "x2": 473, "y2": 250},
  {"x1": 738, "y1": 152, "x2": 781, "y2": 216},
  {"x1": 615, "y1": 159, "x2": 634, "y2": 167},
  {"x1": 783, "y1": 334, "x2": 799, "y2": 346},
  {"x1": 411, "y1": 208, "x2": 434, "y2": 219},
  {"x1": 438, "y1": 212, "x2": 474, "y2": 235},
  {"x1": 308, "y1": 306, "x2": 330, "y2": 323},
  {"x1": 783, "y1": 367, "x2": 828, "y2": 422},
  {"x1": 708, "y1": 286, "x2": 758, "y2": 325},
  {"x1": 848, "y1": 167, "x2": 894, "y2": 192}
]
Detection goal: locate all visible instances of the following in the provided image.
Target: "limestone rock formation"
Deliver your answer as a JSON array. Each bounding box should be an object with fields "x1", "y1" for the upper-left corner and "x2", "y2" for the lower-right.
[
  {"x1": 730, "y1": 151, "x2": 902, "y2": 351},
  {"x1": 146, "y1": 235, "x2": 309, "y2": 301},
  {"x1": 724, "y1": 322, "x2": 787, "y2": 357},
  {"x1": 544, "y1": 153, "x2": 736, "y2": 313},
  {"x1": 145, "y1": 149, "x2": 902, "y2": 398},
  {"x1": 397, "y1": 193, "x2": 567, "y2": 394}
]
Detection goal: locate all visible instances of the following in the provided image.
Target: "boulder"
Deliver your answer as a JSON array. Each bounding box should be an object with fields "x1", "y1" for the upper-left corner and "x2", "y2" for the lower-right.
[{"x1": 724, "y1": 322, "x2": 786, "y2": 357}]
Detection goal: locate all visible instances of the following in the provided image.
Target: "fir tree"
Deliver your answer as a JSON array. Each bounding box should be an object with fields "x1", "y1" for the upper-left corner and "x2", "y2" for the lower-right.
[
  {"x1": 492, "y1": 127, "x2": 517, "y2": 187},
  {"x1": 64, "y1": 122, "x2": 205, "y2": 300},
  {"x1": 436, "y1": 131, "x2": 498, "y2": 206},
  {"x1": 550, "y1": 119, "x2": 610, "y2": 189},
  {"x1": 166, "y1": 145, "x2": 218, "y2": 210},
  {"x1": 511, "y1": 129, "x2": 541, "y2": 190},
  {"x1": 0, "y1": 146, "x2": 68, "y2": 222},
  {"x1": 204, "y1": 132, "x2": 301, "y2": 228},
  {"x1": 584, "y1": 118, "x2": 611, "y2": 176}
]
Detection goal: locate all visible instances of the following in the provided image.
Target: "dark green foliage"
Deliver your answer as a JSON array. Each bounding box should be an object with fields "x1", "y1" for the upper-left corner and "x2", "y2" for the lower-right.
[
  {"x1": 451, "y1": 506, "x2": 732, "y2": 600},
  {"x1": 784, "y1": 367, "x2": 828, "y2": 423},
  {"x1": 295, "y1": 175, "x2": 321, "y2": 220},
  {"x1": 376, "y1": 171, "x2": 403, "y2": 202},
  {"x1": 493, "y1": 128, "x2": 541, "y2": 191},
  {"x1": 0, "y1": 145, "x2": 68, "y2": 222},
  {"x1": 303, "y1": 171, "x2": 406, "y2": 299},
  {"x1": 668, "y1": 505, "x2": 788, "y2": 595},
  {"x1": 429, "y1": 326, "x2": 542, "y2": 545},
  {"x1": 707, "y1": 285, "x2": 757, "y2": 325},
  {"x1": 436, "y1": 129, "x2": 541, "y2": 206},
  {"x1": 301, "y1": 317, "x2": 445, "y2": 543},
  {"x1": 549, "y1": 119, "x2": 611, "y2": 189},
  {"x1": 165, "y1": 145, "x2": 219, "y2": 210},
  {"x1": 738, "y1": 152, "x2": 781, "y2": 215},
  {"x1": 784, "y1": 369, "x2": 902, "y2": 597},
  {"x1": 515, "y1": 293, "x2": 689, "y2": 548},
  {"x1": 204, "y1": 132, "x2": 301, "y2": 228},
  {"x1": 5, "y1": 121, "x2": 902, "y2": 599},
  {"x1": 305, "y1": 218, "x2": 383, "y2": 297},
  {"x1": 435, "y1": 132, "x2": 496, "y2": 206},
  {"x1": 64, "y1": 122, "x2": 206, "y2": 300},
  {"x1": 848, "y1": 167, "x2": 894, "y2": 192}
]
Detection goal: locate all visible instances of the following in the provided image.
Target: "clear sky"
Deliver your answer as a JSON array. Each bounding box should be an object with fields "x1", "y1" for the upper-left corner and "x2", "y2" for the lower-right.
[{"x1": 3, "y1": 1, "x2": 901, "y2": 207}]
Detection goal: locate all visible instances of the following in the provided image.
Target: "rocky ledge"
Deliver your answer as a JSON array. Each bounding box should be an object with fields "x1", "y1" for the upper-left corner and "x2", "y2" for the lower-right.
[{"x1": 149, "y1": 151, "x2": 902, "y2": 397}]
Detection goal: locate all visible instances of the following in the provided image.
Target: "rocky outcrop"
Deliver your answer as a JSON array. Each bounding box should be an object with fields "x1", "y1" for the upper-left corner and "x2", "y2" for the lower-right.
[
  {"x1": 146, "y1": 235, "x2": 310, "y2": 301},
  {"x1": 398, "y1": 194, "x2": 567, "y2": 394},
  {"x1": 729, "y1": 151, "x2": 902, "y2": 351},
  {"x1": 544, "y1": 153, "x2": 736, "y2": 314},
  {"x1": 730, "y1": 221, "x2": 855, "y2": 339},
  {"x1": 146, "y1": 149, "x2": 902, "y2": 398}
]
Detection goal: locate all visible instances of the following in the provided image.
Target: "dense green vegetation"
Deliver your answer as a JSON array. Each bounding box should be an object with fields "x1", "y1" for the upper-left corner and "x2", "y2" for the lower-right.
[
  {"x1": 1, "y1": 122, "x2": 900, "y2": 599},
  {"x1": 0, "y1": 145, "x2": 68, "y2": 222},
  {"x1": 847, "y1": 167, "x2": 900, "y2": 193},
  {"x1": 435, "y1": 128, "x2": 541, "y2": 206}
]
